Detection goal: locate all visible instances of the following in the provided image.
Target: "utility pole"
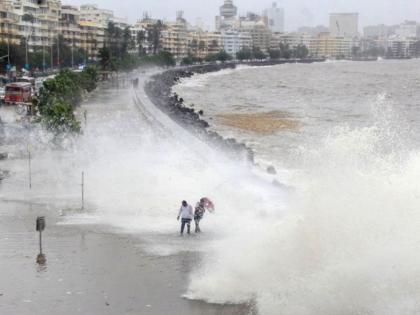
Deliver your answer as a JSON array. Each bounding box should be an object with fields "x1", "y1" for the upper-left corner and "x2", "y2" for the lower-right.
[
  {"x1": 71, "y1": 43, "x2": 74, "y2": 69},
  {"x1": 25, "y1": 36, "x2": 28, "y2": 69},
  {"x1": 57, "y1": 34, "x2": 60, "y2": 69},
  {"x1": 28, "y1": 145, "x2": 32, "y2": 189},
  {"x1": 7, "y1": 38, "x2": 10, "y2": 65},
  {"x1": 50, "y1": 43, "x2": 53, "y2": 71},
  {"x1": 42, "y1": 41, "x2": 46, "y2": 73},
  {"x1": 81, "y1": 171, "x2": 84, "y2": 210}
]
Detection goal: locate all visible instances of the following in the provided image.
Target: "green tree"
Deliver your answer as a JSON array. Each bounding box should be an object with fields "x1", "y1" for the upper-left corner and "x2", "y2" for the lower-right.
[
  {"x1": 157, "y1": 50, "x2": 175, "y2": 66},
  {"x1": 39, "y1": 69, "x2": 83, "y2": 108},
  {"x1": 351, "y1": 46, "x2": 360, "y2": 58},
  {"x1": 198, "y1": 40, "x2": 206, "y2": 54},
  {"x1": 122, "y1": 27, "x2": 133, "y2": 56},
  {"x1": 147, "y1": 20, "x2": 163, "y2": 55},
  {"x1": 189, "y1": 39, "x2": 198, "y2": 56},
  {"x1": 37, "y1": 67, "x2": 99, "y2": 135},
  {"x1": 236, "y1": 48, "x2": 252, "y2": 60},
  {"x1": 204, "y1": 53, "x2": 216, "y2": 62},
  {"x1": 136, "y1": 30, "x2": 147, "y2": 56},
  {"x1": 268, "y1": 49, "x2": 281, "y2": 59},
  {"x1": 252, "y1": 47, "x2": 267, "y2": 60},
  {"x1": 215, "y1": 50, "x2": 232, "y2": 62},
  {"x1": 0, "y1": 41, "x2": 24, "y2": 70},
  {"x1": 279, "y1": 43, "x2": 292, "y2": 59},
  {"x1": 99, "y1": 47, "x2": 114, "y2": 70},
  {"x1": 40, "y1": 99, "x2": 81, "y2": 134},
  {"x1": 294, "y1": 44, "x2": 309, "y2": 59},
  {"x1": 79, "y1": 66, "x2": 98, "y2": 92}
]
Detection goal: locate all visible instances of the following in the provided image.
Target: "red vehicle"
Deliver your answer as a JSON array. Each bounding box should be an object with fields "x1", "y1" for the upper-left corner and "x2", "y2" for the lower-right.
[{"x1": 4, "y1": 82, "x2": 32, "y2": 105}]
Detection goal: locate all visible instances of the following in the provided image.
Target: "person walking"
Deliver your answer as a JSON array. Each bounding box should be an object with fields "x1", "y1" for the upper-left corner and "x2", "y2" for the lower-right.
[
  {"x1": 177, "y1": 200, "x2": 193, "y2": 235},
  {"x1": 194, "y1": 199, "x2": 206, "y2": 233}
]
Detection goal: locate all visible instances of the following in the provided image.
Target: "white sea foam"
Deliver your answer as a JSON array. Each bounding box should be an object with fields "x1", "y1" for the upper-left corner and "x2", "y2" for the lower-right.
[{"x1": 185, "y1": 96, "x2": 420, "y2": 314}]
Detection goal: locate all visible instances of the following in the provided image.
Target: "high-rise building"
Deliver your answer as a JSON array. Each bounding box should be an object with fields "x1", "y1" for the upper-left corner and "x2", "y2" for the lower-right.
[
  {"x1": 60, "y1": 5, "x2": 81, "y2": 50},
  {"x1": 271, "y1": 32, "x2": 312, "y2": 50},
  {"x1": 363, "y1": 24, "x2": 389, "y2": 39},
  {"x1": 387, "y1": 37, "x2": 417, "y2": 57},
  {"x1": 0, "y1": 0, "x2": 20, "y2": 45},
  {"x1": 263, "y1": 2, "x2": 284, "y2": 33},
  {"x1": 309, "y1": 32, "x2": 354, "y2": 58},
  {"x1": 395, "y1": 21, "x2": 417, "y2": 38},
  {"x1": 329, "y1": 13, "x2": 359, "y2": 37},
  {"x1": 221, "y1": 30, "x2": 251, "y2": 56},
  {"x1": 79, "y1": 4, "x2": 114, "y2": 27},
  {"x1": 297, "y1": 25, "x2": 328, "y2": 37},
  {"x1": 161, "y1": 13, "x2": 189, "y2": 60},
  {"x1": 216, "y1": 0, "x2": 237, "y2": 31}
]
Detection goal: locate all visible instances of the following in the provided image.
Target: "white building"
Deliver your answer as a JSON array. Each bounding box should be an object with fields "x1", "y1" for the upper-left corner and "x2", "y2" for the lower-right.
[
  {"x1": 221, "y1": 30, "x2": 251, "y2": 56},
  {"x1": 309, "y1": 33, "x2": 354, "y2": 58},
  {"x1": 329, "y1": 13, "x2": 359, "y2": 37},
  {"x1": 263, "y1": 2, "x2": 284, "y2": 33},
  {"x1": 363, "y1": 24, "x2": 389, "y2": 39},
  {"x1": 216, "y1": 0, "x2": 238, "y2": 31},
  {"x1": 387, "y1": 36, "x2": 417, "y2": 57},
  {"x1": 79, "y1": 4, "x2": 113, "y2": 27},
  {"x1": 271, "y1": 32, "x2": 312, "y2": 49},
  {"x1": 395, "y1": 21, "x2": 417, "y2": 38}
]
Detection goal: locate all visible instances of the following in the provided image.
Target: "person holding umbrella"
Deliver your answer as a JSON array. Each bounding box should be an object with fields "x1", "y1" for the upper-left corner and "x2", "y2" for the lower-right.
[{"x1": 194, "y1": 197, "x2": 215, "y2": 233}]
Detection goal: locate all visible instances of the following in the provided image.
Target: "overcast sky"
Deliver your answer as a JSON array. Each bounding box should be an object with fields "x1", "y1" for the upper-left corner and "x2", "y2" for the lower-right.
[{"x1": 65, "y1": 0, "x2": 420, "y2": 31}]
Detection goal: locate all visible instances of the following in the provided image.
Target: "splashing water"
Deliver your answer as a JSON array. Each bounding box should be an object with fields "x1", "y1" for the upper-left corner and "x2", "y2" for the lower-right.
[
  {"x1": 2, "y1": 64, "x2": 420, "y2": 315},
  {"x1": 185, "y1": 94, "x2": 420, "y2": 314}
]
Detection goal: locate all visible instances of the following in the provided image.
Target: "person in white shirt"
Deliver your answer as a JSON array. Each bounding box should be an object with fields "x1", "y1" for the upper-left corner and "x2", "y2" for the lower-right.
[{"x1": 177, "y1": 200, "x2": 193, "y2": 235}]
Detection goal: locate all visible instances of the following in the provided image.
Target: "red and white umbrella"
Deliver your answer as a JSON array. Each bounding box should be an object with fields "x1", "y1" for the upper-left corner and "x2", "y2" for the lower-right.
[{"x1": 200, "y1": 197, "x2": 215, "y2": 213}]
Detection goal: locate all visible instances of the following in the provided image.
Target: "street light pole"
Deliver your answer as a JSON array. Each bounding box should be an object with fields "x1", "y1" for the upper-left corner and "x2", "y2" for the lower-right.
[
  {"x1": 25, "y1": 37, "x2": 28, "y2": 68},
  {"x1": 42, "y1": 42, "x2": 45, "y2": 73},
  {"x1": 50, "y1": 43, "x2": 53, "y2": 71},
  {"x1": 57, "y1": 34, "x2": 60, "y2": 69},
  {"x1": 71, "y1": 42, "x2": 74, "y2": 69},
  {"x1": 7, "y1": 38, "x2": 10, "y2": 65}
]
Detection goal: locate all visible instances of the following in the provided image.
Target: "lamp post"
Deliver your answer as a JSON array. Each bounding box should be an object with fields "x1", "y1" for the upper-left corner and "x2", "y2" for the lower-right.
[
  {"x1": 42, "y1": 41, "x2": 46, "y2": 73},
  {"x1": 7, "y1": 38, "x2": 10, "y2": 65},
  {"x1": 57, "y1": 33, "x2": 60, "y2": 69}
]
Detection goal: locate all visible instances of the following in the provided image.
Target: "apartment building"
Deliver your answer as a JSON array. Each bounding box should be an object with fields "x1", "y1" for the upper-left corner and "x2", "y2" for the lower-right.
[
  {"x1": 221, "y1": 30, "x2": 251, "y2": 56},
  {"x1": 161, "y1": 21, "x2": 188, "y2": 60},
  {"x1": 0, "y1": 0, "x2": 20, "y2": 45},
  {"x1": 309, "y1": 33, "x2": 353, "y2": 58},
  {"x1": 59, "y1": 5, "x2": 81, "y2": 48},
  {"x1": 271, "y1": 32, "x2": 312, "y2": 50}
]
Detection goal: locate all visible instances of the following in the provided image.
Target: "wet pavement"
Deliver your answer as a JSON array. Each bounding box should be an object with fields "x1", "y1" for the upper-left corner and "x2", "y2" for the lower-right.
[{"x1": 0, "y1": 75, "x2": 254, "y2": 315}]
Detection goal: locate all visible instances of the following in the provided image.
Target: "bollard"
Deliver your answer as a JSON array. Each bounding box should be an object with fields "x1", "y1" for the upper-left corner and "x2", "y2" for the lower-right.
[
  {"x1": 36, "y1": 216, "x2": 46, "y2": 265},
  {"x1": 84, "y1": 110, "x2": 87, "y2": 127}
]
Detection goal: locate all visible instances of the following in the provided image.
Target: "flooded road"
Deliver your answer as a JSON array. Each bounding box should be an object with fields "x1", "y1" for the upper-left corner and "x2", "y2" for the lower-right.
[{"x1": 0, "y1": 74, "x2": 255, "y2": 315}]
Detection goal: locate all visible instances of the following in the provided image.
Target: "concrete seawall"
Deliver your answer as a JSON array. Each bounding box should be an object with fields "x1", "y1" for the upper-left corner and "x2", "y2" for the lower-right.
[{"x1": 143, "y1": 59, "x2": 325, "y2": 164}]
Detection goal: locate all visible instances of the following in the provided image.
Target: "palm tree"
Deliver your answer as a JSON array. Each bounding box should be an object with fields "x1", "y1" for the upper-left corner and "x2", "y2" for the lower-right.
[
  {"x1": 189, "y1": 39, "x2": 198, "y2": 57},
  {"x1": 22, "y1": 13, "x2": 35, "y2": 69},
  {"x1": 136, "y1": 30, "x2": 146, "y2": 56},
  {"x1": 147, "y1": 20, "x2": 163, "y2": 55},
  {"x1": 198, "y1": 40, "x2": 206, "y2": 57}
]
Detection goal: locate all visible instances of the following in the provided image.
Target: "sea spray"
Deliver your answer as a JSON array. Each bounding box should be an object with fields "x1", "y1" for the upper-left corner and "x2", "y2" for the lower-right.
[{"x1": 185, "y1": 97, "x2": 420, "y2": 315}]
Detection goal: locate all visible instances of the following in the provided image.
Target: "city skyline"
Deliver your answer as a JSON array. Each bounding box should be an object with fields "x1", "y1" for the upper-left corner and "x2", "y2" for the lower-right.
[{"x1": 64, "y1": 0, "x2": 420, "y2": 31}]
